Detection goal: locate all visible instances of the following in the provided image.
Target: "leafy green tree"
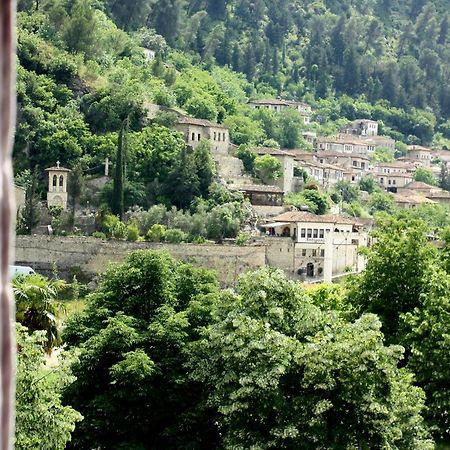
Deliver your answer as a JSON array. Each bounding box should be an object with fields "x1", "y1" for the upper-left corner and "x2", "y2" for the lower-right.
[
  {"x1": 16, "y1": 324, "x2": 82, "y2": 450},
  {"x1": 13, "y1": 273, "x2": 66, "y2": 353},
  {"x1": 359, "y1": 174, "x2": 376, "y2": 193},
  {"x1": 348, "y1": 215, "x2": 436, "y2": 342},
  {"x1": 185, "y1": 93, "x2": 218, "y2": 121},
  {"x1": 235, "y1": 144, "x2": 256, "y2": 173},
  {"x1": 224, "y1": 115, "x2": 266, "y2": 145},
  {"x1": 277, "y1": 108, "x2": 304, "y2": 149},
  {"x1": 414, "y1": 167, "x2": 437, "y2": 186},
  {"x1": 369, "y1": 191, "x2": 395, "y2": 215},
  {"x1": 63, "y1": 251, "x2": 221, "y2": 449},
  {"x1": 302, "y1": 188, "x2": 330, "y2": 215},
  {"x1": 404, "y1": 269, "x2": 450, "y2": 441},
  {"x1": 334, "y1": 180, "x2": 360, "y2": 203},
  {"x1": 193, "y1": 140, "x2": 215, "y2": 198},
  {"x1": 189, "y1": 268, "x2": 433, "y2": 450},
  {"x1": 254, "y1": 154, "x2": 282, "y2": 184}
]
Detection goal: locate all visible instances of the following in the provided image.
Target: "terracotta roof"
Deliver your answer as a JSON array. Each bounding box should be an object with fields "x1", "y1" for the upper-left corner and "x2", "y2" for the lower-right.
[
  {"x1": 272, "y1": 211, "x2": 356, "y2": 225},
  {"x1": 254, "y1": 147, "x2": 296, "y2": 157},
  {"x1": 377, "y1": 172, "x2": 413, "y2": 178},
  {"x1": 403, "y1": 181, "x2": 435, "y2": 190},
  {"x1": 426, "y1": 191, "x2": 450, "y2": 199},
  {"x1": 376, "y1": 161, "x2": 415, "y2": 169},
  {"x1": 176, "y1": 116, "x2": 227, "y2": 129},
  {"x1": 238, "y1": 185, "x2": 283, "y2": 193},
  {"x1": 394, "y1": 192, "x2": 435, "y2": 204},
  {"x1": 318, "y1": 135, "x2": 371, "y2": 147},
  {"x1": 249, "y1": 99, "x2": 311, "y2": 108}
]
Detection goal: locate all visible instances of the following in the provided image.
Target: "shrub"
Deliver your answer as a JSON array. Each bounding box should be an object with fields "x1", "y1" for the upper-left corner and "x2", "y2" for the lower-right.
[
  {"x1": 92, "y1": 231, "x2": 107, "y2": 239},
  {"x1": 127, "y1": 221, "x2": 140, "y2": 242},
  {"x1": 112, "y1": 221, "x2": 127, "y2": 240},
  {"x1": 236, "y1": 232, "x2": 250, "y2": 246},
  {"x1": 164, "y1": 228, "x2": 187, "y2": 244},
  {"x1": 146, "y1": 224, "x2": 166, "y2": 242}
]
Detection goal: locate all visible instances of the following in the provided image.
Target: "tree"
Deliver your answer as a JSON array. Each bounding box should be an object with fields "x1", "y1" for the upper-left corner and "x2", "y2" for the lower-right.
[
  {"x1": 189, "y1": 268, "x2": 433, "y2": 449},
  {"x1": 193, "y1": 140, "x2": 215, "y2": 198},
  {"x1": 13, "y1": 274, "x2": 66, "y2": 353},
  {"x1": 404, "y1": 269, "x2": 450, "y2": 441},
  {"x1": 302, "y1": 188, "x2": 330, "y2": 215},
  {"x1": 111, "y1": 118, "x2": 127, "y2": 219},
  {"x1": 359, "y1": 175, "x2": 376, "y2": 193},
  {"x1": 68, "y1": 162, "x2": 84, "y2": 223},
  {"x1": 414, "y1": 167, "x2": 437, "y2": 186},
  {"x1": 277, "y1": 108, "x2": 303, "y2": 149},
  {"x1": 348, "y1": 215, "x2": 436, "y2": 343},
  {"x1": 334, "y1": 180, "x2": 360, "y2": 203},
  {"x1": 63, "y1": 250, "x2": 221, "y2": 450},
  {"x1": 16, "y1": 324, "x2": 82, "y2": 449},
  {"x1": 21, "y1": 168, "x2": 40, "y2": 234},
  {"x1": 236, "y1": 145, "x2": 257, "y2": 173},
  {"x1": 368, "y1": 191, "x2": 395, "y2": 215},
  {"x1": 254, "y1": 154, "x2": 282, "y2": 184}
]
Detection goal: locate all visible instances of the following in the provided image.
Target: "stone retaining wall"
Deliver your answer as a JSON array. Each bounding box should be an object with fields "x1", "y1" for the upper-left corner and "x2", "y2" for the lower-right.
[{"x1": 15, "y1": 236, "x2": 266, "y2": 287}]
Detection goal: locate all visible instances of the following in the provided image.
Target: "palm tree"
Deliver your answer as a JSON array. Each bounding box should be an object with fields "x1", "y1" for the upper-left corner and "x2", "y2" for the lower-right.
[{"x1": 13, "y1": 274, "x2": 66, "y2": 353}]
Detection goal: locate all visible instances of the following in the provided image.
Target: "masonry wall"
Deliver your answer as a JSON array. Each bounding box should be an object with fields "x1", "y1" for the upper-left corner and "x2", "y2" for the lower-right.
[{"x1": 15, "y1": 236, "x2": 266, "y2": 287}]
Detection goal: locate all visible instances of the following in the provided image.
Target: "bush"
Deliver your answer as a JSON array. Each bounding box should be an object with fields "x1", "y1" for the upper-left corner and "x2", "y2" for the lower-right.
[
  {"x1": 112, "y1": 221, "x2": 127, "y2": 240},
  {"x1": 164, "y1": 228, "x2": 187, "y2": 244},
  {"x1": 92, "y1": 231, "x2": 107, "y2": 239},
  {"x1": 236, "y1": 232, "x2": 250, "y2": 246},
  {"x1": 146, "y1": 224, "x2": 166, "y2": 242},
  {"x1": 127, "y1": 221, "x2": 140, "y2": 241}
]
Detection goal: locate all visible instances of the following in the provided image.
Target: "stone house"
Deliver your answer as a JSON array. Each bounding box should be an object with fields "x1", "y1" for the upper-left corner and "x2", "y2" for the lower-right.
[
  {"x1": 393, "y1": 191, "x2": 435, "y2": 209},
  {"x1": 45, "y1": 163, "x2": 70, "y2": 210},
  {"x1": 316, "y1": 151, "x2": 370, "y2": 173},
  {"x1": 261, "y1": 211, "x2": 367, "y2": 282},
  {"x1": 376, "y1": 172, "x2": 414, "y2": 190},
  {"x1": 247, "y1": 99, "x2": 312, "y2": 124},
  {"x1": 406, "y1": 145, "x2": 432, "y2": 167},
  {"x1": 238, "y1": 185, "x2": 284, "y2": 207},
  {"x1": 174, "y1": 116, "x2": 230, "y2": 154},
  {"x1": 293, "y1": 153, "x2": 345, "y2": 187},
  {"x1": 316, "y1": 135, "x2": 371, "y2": 155},
  {"x1": 341, "y1": 119, "x2": 379, "y2": 137},
  {"x1": 362, "y1": 135, "x2": 395, "y2": 151}
]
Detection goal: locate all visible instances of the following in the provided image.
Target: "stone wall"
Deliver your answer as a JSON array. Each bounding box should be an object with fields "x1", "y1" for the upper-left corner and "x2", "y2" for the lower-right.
[{"x1": 15, "y1": 236, "x2": 266, "y2": 287}]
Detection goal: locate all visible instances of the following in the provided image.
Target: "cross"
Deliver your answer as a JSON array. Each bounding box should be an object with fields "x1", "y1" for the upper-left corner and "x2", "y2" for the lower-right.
[
  {"x1": 103, "y1": 157, "x2": 112, "y2": 176},
  {"x1": 56, "y1": 160, "x2": 60, "y2": 168}
]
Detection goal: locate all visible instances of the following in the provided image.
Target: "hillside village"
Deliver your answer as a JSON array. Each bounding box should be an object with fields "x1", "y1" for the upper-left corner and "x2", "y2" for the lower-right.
[{"x1": 15, "y1": 95, "x2": 450, "y2": 284}]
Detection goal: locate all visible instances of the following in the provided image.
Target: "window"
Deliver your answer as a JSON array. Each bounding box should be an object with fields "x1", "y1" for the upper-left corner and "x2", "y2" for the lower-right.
[
  {"x1": 393, "y1": 179, "x2": 396, "y2": 185},
  {"x1": 213, "y1": 132, "x2": 217, "y2": 140},
  {"x1": 320, "y1": 249, "x2": 325, "y2": 257},
  {"x1": 307, "y1": 229, "x2": 312, "y2": 238},
  {"x1": 191, "y1": 132, "x2": 195, "y2": 141},
  {"x1": 302, "y1": 249, "x2": 307, "y2": 256},
  {"x1": 223, "y1": 133, "x2": 226, "y2": 141},
  {"x1": 312, "y1": 249, "x2": 317, "y2": 257},
  {"x1": 301, "y1": 228, "x2": 306, "y2": 238},
  {"x1": 353, "y1": 161, "x2": 357, "y2": 167},
  {"x1": 198, "y1": 133, "x2": 201, "y2": 141},
  {"x1": 319, "y1": 229, "x2": 324, "y2": 238},
  {"x1": 388, "y1": 179, "x2": 391, "y2": 185},
  {"x1": 59, "y1": 175, "x2": 64, "y2": 188},
  {"x1": 313, "y1": 229, "x2": 318, "y2": 238}
]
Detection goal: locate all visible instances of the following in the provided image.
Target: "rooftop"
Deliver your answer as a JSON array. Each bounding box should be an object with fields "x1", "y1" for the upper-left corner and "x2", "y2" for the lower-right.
[
  {"x1": 254, "y1": 147, "x2": 296, "y2": 157},
  {"x1": 271, "y1": 211, "x2": 357, "y2": 225},
  {"x1": 238, "y1": 185, "x2": 283, "y2": 193},
  {"x1": 176, "y1": 116, "x2": 227, "y2": 129}
]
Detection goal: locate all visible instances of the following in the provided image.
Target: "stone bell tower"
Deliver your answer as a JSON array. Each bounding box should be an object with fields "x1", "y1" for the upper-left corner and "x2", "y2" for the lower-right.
[{"x1": 45, "y1": 161, "x2": 71, "y2": 210}]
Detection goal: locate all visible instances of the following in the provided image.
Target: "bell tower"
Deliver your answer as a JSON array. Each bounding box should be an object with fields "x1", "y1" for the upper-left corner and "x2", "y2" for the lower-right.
[{"x1": 45, "y1": 161, "x2": 71, "y2": 210}]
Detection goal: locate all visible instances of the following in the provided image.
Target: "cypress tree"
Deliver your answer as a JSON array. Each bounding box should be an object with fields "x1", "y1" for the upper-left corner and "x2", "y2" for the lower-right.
[{"x1": 112, "y1": 118, "x2": 128, "y2": 220}]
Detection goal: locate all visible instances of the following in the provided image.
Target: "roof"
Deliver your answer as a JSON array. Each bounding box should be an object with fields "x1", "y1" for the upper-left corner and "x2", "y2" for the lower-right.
[
  {"x1": 376, "y1": 161, "x2": 415, "y2": 169},
  {"x1": 254, "y1": 147, "x2": 296, "y2": 157},
  {"x1": 45, "y1": 165, "x2": 71, "y2": 172},
  {"x1": 407, "y1": 145, "x2": 431, "y2": 152},
  {"x1": 248, "y1": 98, "x2": 311, "y2": 108},
  {"x1": 394, "y1": 191, "x2": 435, "y2": 204},
  {"x1": 403, "y1": 181, "x2": 435, "y2": 190},
  {"x1": 271, "y1": 211, "x2": 357, "y2": 225},
  {"x1": 176, "y1": 116, "x2": 227, "y2": 129},
  {"x1": 377, "y1": 172, "x2": 413, "y2": 178},
  {"x1": 318, "y1": 135, "x2": 370, "y2": 147},
  {"x1": 317, "y1": 151, "x2": 370, "y2": 161},
  {"x1": 238, "y1": 185, "x2": 283, "y2": 194},
  {"x1": 426, "y1": 191, "x2": 450, "y2": 199}
]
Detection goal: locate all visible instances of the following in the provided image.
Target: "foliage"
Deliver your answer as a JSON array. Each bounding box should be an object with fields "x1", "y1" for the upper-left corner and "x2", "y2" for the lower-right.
[
  {"x1": 347, "y1": 215, "x2": 437, "y2": 343},
  {"x1": 254, "y1": 154, "x2": 282, "y2": 184},
  {"x1": 146, "y1": 224, "x2": 167, "y2": 242},
  {"x1": 63, "y1": 250, "x2": 221, "y2": 449},
  {"x1": 414, "y1": 167, "x2": 437, "y2": 186},
  {"x1": 235, "y1": 144, "x2": 256, "y2": 173},
  {"x1": 16, "y1": 324, "x2": 82, "y2": 450},
  {"x1": 404, "y1": 269, "x2": 450, "y2": 440},
  {"x1": 13, "y1": 274, "x2": 66, "y2": 353},
  {"x1": 112, "y1": 118, "x2": 128, "y2": 219},
  {"x1": 369, "y1": 191, "x2": 396, "y2": 214},
  {"x1": 359, "y1": 174, "x2": 377, "y2": 193},
  {"x1": 334, "y1": 180, "x2": 360, "y2": 203},
  {"x1": 164, "y1": 228, "x2": 188, "y2": 243},
  {"x1": 189, "y1": 268, "x2": 433, "y2": 449}
]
